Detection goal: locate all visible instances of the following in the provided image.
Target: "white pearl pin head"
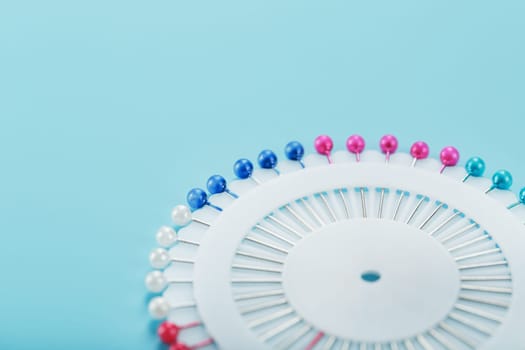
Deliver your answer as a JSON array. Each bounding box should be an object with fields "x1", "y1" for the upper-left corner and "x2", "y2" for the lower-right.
[
  {"x1": 145, "y1": 270, "x2": 167, "y2": 293},
  {"x1": 148, "y1": 296, "x2": 170, "y2": 319},
  {"x1": 149, "y1": 247, "x2": 170, "y2": 269},
  {"x1": 171, "y1": 205, "x2": 192, "y2": 226},
  {"x1": 155, "y1": 226, "x2": 177, "y2": 247}
]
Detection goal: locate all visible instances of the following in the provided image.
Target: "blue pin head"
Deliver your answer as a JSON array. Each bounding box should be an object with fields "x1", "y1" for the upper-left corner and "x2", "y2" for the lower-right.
[
  {"x1": 491, "y1": 170, "x2": 513, "y2": 190},
  {"x1": 519, "y1": 187, "x2": 525, "y2": 204},
  {"x1": 234, "y1": 159, "x2": 254, "y2": 179},
  {"x1": 258, "y1": 150, "x2": 278, "y2": 169},
  {"x1": 285, "y1": 141, "x2": 304, "y2": 161},
  {"x1": 465, "y1": 157, "x2": 485, "y2": 177},
  {"x1": 207, "y1": 175, "x2": 227, "y2": 194},
  {"x1": 186, "y1": 188, "x2": 208, "y2": 210}
]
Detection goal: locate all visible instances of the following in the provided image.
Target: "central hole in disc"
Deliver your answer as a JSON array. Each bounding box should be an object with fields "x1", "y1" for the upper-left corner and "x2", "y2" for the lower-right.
[{"x1": 361, "y1": 270, "x2": 381, "y2": 283}]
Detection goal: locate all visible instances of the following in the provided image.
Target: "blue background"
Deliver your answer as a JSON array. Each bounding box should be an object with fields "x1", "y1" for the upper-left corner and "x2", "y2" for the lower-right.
[{"x1": 1, "y1": 1, "x2": 524, "y2": 349}]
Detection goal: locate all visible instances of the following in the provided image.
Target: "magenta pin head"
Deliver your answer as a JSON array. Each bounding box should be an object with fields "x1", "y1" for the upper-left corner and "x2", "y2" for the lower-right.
[
  {"x1": 440, "y1": 146, "x2": 460, "y2": 167},
  {"x1": 410, "y1": 141, "x2": 429, "y2": 160},
  {"x1": 314, "y1": 135, "x2": 334, "y2": 162},
  {"x1": 346, "y1": 135, "x2": 365, "y2": 154},
  {"x1": 379, "y1": 134, "x2": 398, "y2": 156}
]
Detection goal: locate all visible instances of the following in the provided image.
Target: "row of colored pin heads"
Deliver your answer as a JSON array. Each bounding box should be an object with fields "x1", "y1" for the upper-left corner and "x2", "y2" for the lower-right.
[
  {"x1": 187, "y1": 143, "x2": 306, "y2": 212},
  {"x1": 170, "y1": 141, "x2": 306, "y2": 226},
  {"x1": 234, "y1": 141, "x2": 306, "y2": 181},
  {"x1": 174, "y1": 136, "x2": 525, "y2": 225},
  {"x1": 314, "y1": 134, "x2": 456, "y2": 171},
  {"x1": 188, "y1": 142, "x2": 306, "y2": 212},
  {"x1": 314, "y1": 134, "x2": 523, "y2": 202},
  {"x1": 461, "y1": 157, "x2": 516, "y2": 196}
]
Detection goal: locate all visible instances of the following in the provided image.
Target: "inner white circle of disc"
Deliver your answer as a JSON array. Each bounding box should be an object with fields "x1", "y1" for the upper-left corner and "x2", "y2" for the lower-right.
[{"x1": 283, "y1": 219, "x2": 460, "y2": 342}]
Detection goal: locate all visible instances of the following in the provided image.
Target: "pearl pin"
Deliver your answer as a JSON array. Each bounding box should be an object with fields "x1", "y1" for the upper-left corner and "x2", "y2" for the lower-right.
[
  {"x1": 258, "y1": 150, "x2": 280, "y2": 174},
  {"x1": 158, "y1": 320, "x2": 203, "y2": 345},
  {"x1": 439, "y1": 146, "x2": 460, "y2": 173},
  {"x1": 149, "y1": 249, "x2": 195, "y2": 270},
  {"x1": 155, "y1": 226, "x2": 199, "y2": 249},
  {"x1": 148, "y1": 296, "x2": 171, "y2": 319},
  {"x1": 145, "y1": 270, "x2": 197, "y2": 293},
  {"x1": 171, "y1": 205, "x2": 192, "y2": 226},
  {"x1": 346, "y1": 134, "x2": 365, "y2": 161},
  {"x1": 148, "y1": 296, "x2": 196, "y2": 319},
  {"x1": 378, "y1": 135, "x2": 398, "y2": 216},
  {"x1": 314, "y1": 135, "x2": 334, "y2": 163},
  {"x1": 187, "y1": 188, "x2": 223, "y2": 212},
  {"x1": 379, "y1": 135, "x2": 398, "y2": 163},
  {"x1": 150, "y1": 247, "x2": 171, "y2": 269},
  {"x1": 285, "y1": 141, "x2": 305, "y2": 168},
  {"x1": 156, "y1": 226, "x2": 178, "y2": 247},
  {"x1": 485, "y1": 170, "x2": 513, "y2": 193},
  {"x1": 234, "y1": 158, "x2": 261, "y2": 184},
  {"x1": 171, "y1": 205, "x2": 211, "y2": 227},
  {"x1": 207, "y1": 174, "x2": 238, "y2": 198},
  {"x1": 145, "y1": 270, "x2": 168, "y2": 292},
  {"x1": 410, "y1": 141, "x2": 429, "y2": 167},
  {"x1": 158, "y1": 321, "x2": 180, "y2": 344},
  {"x1": 463, "y1": 157, "x2": 486, "y2": 182}
]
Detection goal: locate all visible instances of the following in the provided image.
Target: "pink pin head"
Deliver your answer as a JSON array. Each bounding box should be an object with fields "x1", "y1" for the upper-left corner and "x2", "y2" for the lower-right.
[
  {"x1": 346, "y1": 135, "x2": 365, "y2": 158},
  {"x1": 439, "y1": 146, "x2": 460, "y2": 173},
  {"x1": 314, "y1": 135, "x2": 334, "y2": 163},
  {"x1": 440, "y1": 146, "x2": 460, "y2": 167},
  {"x1": 379, "y1": 134, "x2": 398, "y2": 159},
  {"x1": 410, "y1": 141, "x2": 429, "y2": 160}
]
